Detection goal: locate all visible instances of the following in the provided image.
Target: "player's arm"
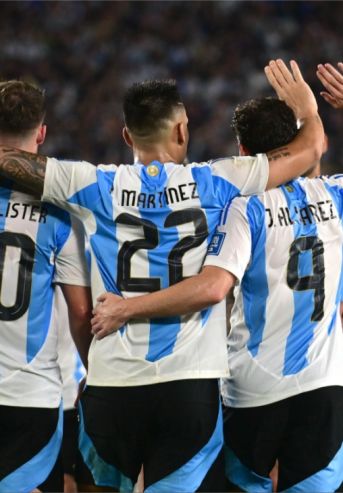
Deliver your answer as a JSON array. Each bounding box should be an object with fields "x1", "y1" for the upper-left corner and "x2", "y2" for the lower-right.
[
  {"x1": 316, "y1": 62, "x2": 343, "y2": 109},
  {"x1": 264, "y1": 59, "x2": 324, "y2": 189},
  {"x1": 0, "y1": 148, "x2": 46, "y2": 195},
  {"x1": 91, "y1": 266, "x2": 236, "y2": 340},
  {"x1": 59, "y1": 283, "x2": 93, "y2": 369},
  {"x1": 91, "y1": 198, "x2": 251, "y2": 340},
  {"x1": 54, "y1": 217, "x2": 93, "y2": 367}
]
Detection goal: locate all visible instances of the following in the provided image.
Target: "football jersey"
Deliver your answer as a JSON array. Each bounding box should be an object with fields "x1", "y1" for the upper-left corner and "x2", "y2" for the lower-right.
[
  {"x1": 205, "y1": 176, "x2": 343, "y2": 407},
  {"x1": 42, "y1": 156, "x2": 268, "y2": 386},
  {"x1": 55, "y1": 285, "x2": 86, "y2": 410},
  {"x1": 0, "y1": 184, "x2": 89, "y2": 408}
]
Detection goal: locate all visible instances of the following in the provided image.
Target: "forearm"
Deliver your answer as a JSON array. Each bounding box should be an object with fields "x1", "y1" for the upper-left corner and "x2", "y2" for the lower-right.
[
  {"x1": 266, "y1": 114, "x2": 324, "y2": 189},
  {"x1": 60, "y1": 284, "x2": 93, "y2": 369},
  {"x1": 68, "y1": 315, "x2": 93, "y2": 370},
  {"x1": 122, "y1": 267, "x2": 235, "y2": 320},
  {"x1": 0, "y1": 146, "x2": 46, "y2": 195}
]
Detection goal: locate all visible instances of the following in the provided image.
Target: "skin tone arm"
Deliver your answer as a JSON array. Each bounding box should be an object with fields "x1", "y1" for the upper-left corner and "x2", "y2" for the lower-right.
[
  {"x1": 316, "y1": 62, "x2": 343, "y2": 109},
  {"x1": 264, "y1": 59, "x2": 324, "y2": 189},
  {"x1": 91, "y1": 266, "x2": 236, "y2": 340},
  {"x1": 59, "y1": 284, "x2": 93, "y2": 369},
  {"x1": 0, "y1": 59, "x2": 323, "y2": 194}
]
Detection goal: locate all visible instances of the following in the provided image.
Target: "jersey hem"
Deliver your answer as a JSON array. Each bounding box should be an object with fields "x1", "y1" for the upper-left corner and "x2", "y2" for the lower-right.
[
  {"x1": 86, "y1": 370, "x2": 230, "y2": 387},
  {"x1": 0, "y1": 397, "x2": 62, "y2": 408},
  {"x1": 222, "y1": 378, "x2": 343, "y2": 408}
]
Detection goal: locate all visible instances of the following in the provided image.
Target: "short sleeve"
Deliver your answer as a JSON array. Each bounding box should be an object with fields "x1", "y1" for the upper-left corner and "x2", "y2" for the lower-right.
[
  {"x1": 209, "y1": 154, "x2": 269, "y2": 196},
  {"x1": 204, "y1": 197, "x2": 252, "y2": 281},
  {"x1": 54, "y1": 216, "x2": 90, "y2": 287},
  {"x1": 42, "y1": 158, "x2": 115, "y2": 210}
]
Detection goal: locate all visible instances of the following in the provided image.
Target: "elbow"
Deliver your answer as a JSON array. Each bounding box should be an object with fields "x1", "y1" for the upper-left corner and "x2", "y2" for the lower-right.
[{"x1": 205, "y1": 282, "x2": 228, "y2": 306}]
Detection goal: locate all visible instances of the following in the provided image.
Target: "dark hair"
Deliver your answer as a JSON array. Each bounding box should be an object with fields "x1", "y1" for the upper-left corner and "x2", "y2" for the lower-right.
[
  {"x1": 123, "y1": 79, "x2": 183, "y2": 139},
  {"x1": 231, "y1": 97, "x2": 298, "y2": 155},
  {"x1": 0, "y1": 80, "x2": 46, "y2": 135}
]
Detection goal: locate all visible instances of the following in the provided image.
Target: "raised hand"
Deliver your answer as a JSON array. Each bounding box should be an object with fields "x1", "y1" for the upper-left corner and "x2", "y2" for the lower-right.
[
  {"x1": 265, "y1": 59, "x2": 318, "y2": 119},
  {"x1": 317, "y1": 62, "x2": 343, "y2": 109}
]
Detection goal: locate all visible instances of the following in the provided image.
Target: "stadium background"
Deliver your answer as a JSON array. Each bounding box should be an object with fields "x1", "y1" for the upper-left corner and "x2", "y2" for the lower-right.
[{"x1": 0, "y1": 0, "x2": 342, "y2": 173}]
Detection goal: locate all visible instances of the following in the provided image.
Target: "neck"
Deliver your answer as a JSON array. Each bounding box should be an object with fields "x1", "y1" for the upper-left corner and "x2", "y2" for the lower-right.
[
  {"x1": 133, "y1": 149, "x2": 177, "y2": 166},
  {"x1": 0, "y1": 136, "x2": 37, "y2": 154}
]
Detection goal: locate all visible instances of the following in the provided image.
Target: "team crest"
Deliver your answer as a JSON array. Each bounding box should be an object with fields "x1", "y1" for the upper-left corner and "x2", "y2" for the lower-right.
[
  {"x1": 285, "y1": 184, "x2": 294, "y2": 193},
  {"x1": 147, "y1": 164, "x2": 159, "y2": 177}
]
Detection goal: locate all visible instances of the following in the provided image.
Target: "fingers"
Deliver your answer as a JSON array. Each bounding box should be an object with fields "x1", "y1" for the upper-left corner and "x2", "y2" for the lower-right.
[
  {"x1": 320, "y1": 91, "x2": 339, "y2": 108},
  {"x1": 265, "y1": 65, "x2": 285, "y2": 98},
  {"x1": 274, "y1": 59, "x2": 295, "y2": 85},
  {"x1": 317, "y1": 64, "x2": 343, "y2": 96},
  {"x1": 290, "y1": 60, "x2": 303, "y2": 82}
]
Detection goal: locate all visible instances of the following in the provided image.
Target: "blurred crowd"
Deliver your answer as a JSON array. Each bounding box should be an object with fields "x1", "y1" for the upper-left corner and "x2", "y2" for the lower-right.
[{"x1": 0, "y1": 1, "x2": 342, "y2": 172}]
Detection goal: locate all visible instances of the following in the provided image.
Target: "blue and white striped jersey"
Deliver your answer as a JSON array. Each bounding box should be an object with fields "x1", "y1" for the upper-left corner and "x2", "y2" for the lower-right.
[
  {"x1": 0, "y1": 185, "x2": 89, "y2": 408},
  {"x1": 42, "y1": 156, "x2": 268, "y2": 386},
  {"x1": 205, "y1": 176, "x2": 343, "y2": 407}
]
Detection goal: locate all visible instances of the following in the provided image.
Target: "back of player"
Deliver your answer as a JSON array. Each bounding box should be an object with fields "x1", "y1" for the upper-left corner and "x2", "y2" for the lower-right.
[
  {"x1": 204, "y1": 97, "x2": 343, "y2": 491},
  {"x1": 0, "y1": 81, "x2": 89, "y2": 493},
  {"x1": 42, "y1": 80, "x2": 269, "y2": 490},
  {"x1": 222, "y1": 178, "x2": 343, "y2": 407}
]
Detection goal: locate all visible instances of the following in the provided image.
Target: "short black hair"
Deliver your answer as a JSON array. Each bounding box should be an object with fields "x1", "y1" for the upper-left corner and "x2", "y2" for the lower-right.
[
  {"x1": 0, "y1": 80, "x2": 46, "y2": 136},
  {"x1": 123, "y1": 79, "x2": 184, "y2": 139},
  {"x1": 232, "y1": 97, "x2": 298, "y2": 155}
]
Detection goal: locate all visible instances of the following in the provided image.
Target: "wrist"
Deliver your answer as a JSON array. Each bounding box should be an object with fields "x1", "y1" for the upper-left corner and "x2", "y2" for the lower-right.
[{"x1": 120, "y1": 297, "x2": 134, "y2": 323}]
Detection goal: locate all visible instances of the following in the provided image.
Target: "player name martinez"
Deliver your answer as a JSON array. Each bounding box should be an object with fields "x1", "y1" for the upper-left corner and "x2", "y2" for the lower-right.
[
  {"x1": 0, "y1": 201, "x2": 48, "y2": 223},
  {"x1": 121, "y1": 182, "x2": 199, "y2": 208},
  {"x1": 266, "y1": 199, "x2": 337, "y2": 228}
]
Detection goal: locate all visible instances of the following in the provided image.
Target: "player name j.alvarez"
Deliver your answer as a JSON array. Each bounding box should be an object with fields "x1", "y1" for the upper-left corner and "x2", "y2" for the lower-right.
[{"x1": 266, "y1": 200, "x2": 337, "y2": 228}]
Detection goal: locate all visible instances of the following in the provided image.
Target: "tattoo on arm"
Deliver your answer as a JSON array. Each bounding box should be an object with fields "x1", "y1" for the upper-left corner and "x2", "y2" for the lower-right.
[
  {"x1": 266, "y1": 147, "x2": 291, "y2": 162},
  {"x1": 0, "y1": 148, "x2": 47, "y2": 195}
]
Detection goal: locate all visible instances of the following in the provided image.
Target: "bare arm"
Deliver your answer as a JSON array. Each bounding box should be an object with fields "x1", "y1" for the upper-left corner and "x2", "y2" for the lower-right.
[
  {"x1": 264, "y1": 59, "x2": 324, "y2": 189},
  {"x1": 91, "y1": 266, "x2": 236, "y2": 340},
  {"x1": 316, "y1": 62, "x2": 343, "y2": 109},
  {"x1": 0, "y1": 147, "x2": 47, "y2": 195},
  {"x1": 60, "y1": 284, "x2": 93, "y2": 369}
]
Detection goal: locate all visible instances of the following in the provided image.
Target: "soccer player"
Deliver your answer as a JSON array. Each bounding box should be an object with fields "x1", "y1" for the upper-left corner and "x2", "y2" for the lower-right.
[
  {"x1": 0, "y1": 60, "x2": 324, "y2": 491},
  {"x1": 0, "y1": 80, "x2": 92, "y2": 493},
  {"x1": 92, "y1": 74, "x2": 343, "y2": 491}
]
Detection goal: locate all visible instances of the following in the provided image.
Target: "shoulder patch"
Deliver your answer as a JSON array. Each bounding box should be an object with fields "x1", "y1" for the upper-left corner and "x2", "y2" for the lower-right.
[{"x1": 207, "y1": 232, "x2": 226, "y2": 256}]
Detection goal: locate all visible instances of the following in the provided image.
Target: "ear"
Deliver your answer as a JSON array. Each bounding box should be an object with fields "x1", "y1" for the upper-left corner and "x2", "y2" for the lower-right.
[
  {"x1": 122, "y1": 127, "x2": 133, "y2": 148},
  {"x1": 176, "y1": 121, "x2": 187, "y2": 146},
  {"x1": 36, "y1": 125, "x2": 46, "y2": 146}
]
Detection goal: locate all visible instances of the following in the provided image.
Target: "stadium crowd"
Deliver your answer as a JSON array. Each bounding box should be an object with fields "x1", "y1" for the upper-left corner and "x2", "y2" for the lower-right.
[{"x1": 0, "y1": 1, "x2": 342, "y2": 170}]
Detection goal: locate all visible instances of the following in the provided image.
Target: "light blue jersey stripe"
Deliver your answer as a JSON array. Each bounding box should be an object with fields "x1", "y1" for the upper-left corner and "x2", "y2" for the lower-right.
[
  {"x1": 242, "y1": 196, "x2": 269, "y2": 357},
  {"x1": 281, "y1": 182, "x2": 320, "y2": 375},
  {"x1": 146, "y1": 400, "x2": 223, "y2": 493},
  {"x1": 0, "y1": 183, "x2": 12, "y2": 230},
  {"x1": 324, "y1": 180, "x2": 343, "y2": 325},
  {"x1": 27, "y1": 206, "x2": 71, "y2": 362},
  {"x1": 0, "y1": 404, "x2": 63, "y2": 493},
  {"x1": 68, "y1": 171, "x2": 121, "y2": 295},
  {"x1": 138, "y1": 162, "x2": 181, "y2": 362}
]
